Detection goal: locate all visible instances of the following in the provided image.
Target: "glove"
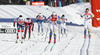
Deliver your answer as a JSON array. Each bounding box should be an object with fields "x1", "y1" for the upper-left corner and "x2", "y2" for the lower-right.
[
  {"x1": 13, "y1": 25, "x2": 15, "y2": 27},
  {"x1": 32, "y1": 27, "x2": 33, "y2": 31},
  {"x1": 36, "y1": 20, "x2": 38, "y2": 22},
  {"x1": 44, "y1": 19, "x2": 47, "y2": 23},
  {"x1": 80, "y1": 15, "x2": 83, "y2": 18}
]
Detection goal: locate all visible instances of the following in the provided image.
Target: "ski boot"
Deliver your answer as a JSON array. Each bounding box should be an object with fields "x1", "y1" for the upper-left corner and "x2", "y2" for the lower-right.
[
  {"x1": 42, "y1": 33, "x2": 44, "y2": 36},
  {"x1": 21, "y1": 41, "x2": 23, "y2": 44},
  {"x1": 48, "y1": 39, "x2": 51, "y2": 44},
  {"x1": 21, "y1": 37, "x2": 24, "y2": 43},
  {"x1": 24, "y1": 35, "x2": 26, "y2": 39},
  {"x1": 28, "y1": 37, "x2": 31, "y2": 40},
  {"x1": 15, "y1": 40, "x2": 18, "y2": 43},
  {"x1": 84, "y1": 35, "x2": 86, "y2": 38},
  {"x1": 16, "y1": 36, "x2": 19, "y2": 43},
  {"x1": 54, "y1": 42, "x2": 56, "y2": 44},
  {"x1": 38, "y1": 33, "x2": 40, "y2": 36},
  {"x1": 48, "y1": 41, "x2": 51, "y2": 44}
]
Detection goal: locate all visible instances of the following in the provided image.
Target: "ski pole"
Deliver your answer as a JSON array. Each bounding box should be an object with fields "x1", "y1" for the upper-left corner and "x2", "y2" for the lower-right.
[
  {"x1": 45, "y1": 23, "x2": 49, "y2": 41},
  {"x1": 32, "y1": 31, "x2": 35, "y2": 39},
  {"x1": 58, "y1": 21, "x2": 60, "y2": 42}
]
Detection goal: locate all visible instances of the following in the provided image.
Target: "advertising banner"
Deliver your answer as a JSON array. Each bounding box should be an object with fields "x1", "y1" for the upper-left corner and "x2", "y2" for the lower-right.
[
  {"x1": 91, "y1": 0, "x2": 100, "y2": 27},
  {"x1": 32, "y1": 2, "x2": 44, "y2": 6}
]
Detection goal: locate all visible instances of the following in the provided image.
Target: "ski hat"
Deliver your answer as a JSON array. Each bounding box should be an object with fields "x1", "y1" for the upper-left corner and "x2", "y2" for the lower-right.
[
  {"x1": 19, "y1": 15, "x2": 23, "y2": 17},
  {"x1": 27, "y1": 18, "x2": 30, "y2": 20},
  {"x1": 86, "y1": 8, "x2": 89, "y2": 11},
  {"x1": 52, "y1": 12, "x2": 56, "y2": 15},
  {"x1": 61, "y1": 14, "x2": 65, "y2": 18},
  {"x1": 39, "y1": 13, "x2": 42, "y2": 16},
  {"x1": 19, "y1": 15, "x2": 23, "y2": 19}
]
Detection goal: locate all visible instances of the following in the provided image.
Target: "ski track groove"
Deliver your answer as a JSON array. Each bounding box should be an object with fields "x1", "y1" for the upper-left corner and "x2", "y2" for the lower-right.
[
  {"x1": 60, "y1": 33, "x2": 77, "y2": 54},
  {"x1": 80, "y1": 37, "x2": 91, "y2": 55},
  {"x1": 0, "y1": 43, "x2": 18, "y2": 53}
]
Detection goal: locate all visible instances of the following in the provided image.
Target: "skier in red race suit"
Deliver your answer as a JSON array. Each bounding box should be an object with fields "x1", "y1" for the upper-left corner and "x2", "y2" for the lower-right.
[
  {"x1": 24, "y1": 18, "x2": 34, "y2": 39},
  {"x1": 13, "y1": 15, "x2": 25, "y2": 43},
  {"x1": 46, "y1": 12, "x2": 60, "y2": 44}
]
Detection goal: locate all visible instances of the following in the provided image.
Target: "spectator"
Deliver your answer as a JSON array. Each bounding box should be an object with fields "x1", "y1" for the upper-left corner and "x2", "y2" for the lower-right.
[
  {"x1": 83, "y1": 0, "x2": 86, "y2": 2},
  {"x1": 72, "y1": 0, "x2": 75, "y2": 3},
  {"x1": 61, "y1": 0, "x2": 64, "y2": 6},
  {"x1": 67, "y1": 0, "x2": 69, "y2": 5},
  {"x1": 56, "y1": 0, "x2": 60, "y2": 7},
  {"x1": 26, "y1": 0, "x2": 31, "y2": 5},
  {"x1": 40, "y1": 0, "x2": 43, "y2": 1},
  {"x1": 23, "y1": 0, "x2": 27, "y2": 5}
]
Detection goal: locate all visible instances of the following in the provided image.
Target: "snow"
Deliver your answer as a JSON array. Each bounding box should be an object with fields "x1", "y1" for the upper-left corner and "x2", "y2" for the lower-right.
[{"x1": 0, "y1": 3, "x2": 100, "y2": 55}]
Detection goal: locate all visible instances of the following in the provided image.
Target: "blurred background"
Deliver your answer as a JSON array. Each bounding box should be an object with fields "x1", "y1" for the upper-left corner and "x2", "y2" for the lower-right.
[{"x1": 0, "y1": 0, "x2": 91, "y2": 7}]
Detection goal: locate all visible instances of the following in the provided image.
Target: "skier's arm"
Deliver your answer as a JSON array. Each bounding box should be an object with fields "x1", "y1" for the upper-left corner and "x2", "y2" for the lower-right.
[
  {"x1": 57, "y1": 16, "x2": 61, "y2": 20},
  {"x1": 43, "y1": 15, "x2": 47, "y2": 22},
  {"x1": 43, "y1": 15, "x2": 46, "y2": 20},
  {"x1": 91, "y1": 13, "x2": 94, "y2": 18},
  {"x1": 36, "y1": 15, "x2": 38, "y2": 22},
  {"x1": 45, "y1": 16, "x2": 51, "y2": 22},
  {"x1": 80, "y1": 14, "x2": 85, "y2": 18},
  {"x1": 25, "y1": 18, "x2": 29, "y2": 27},
  {"x1": 31, "y1": 20, "x2": 34, "y2": 31},
  {"x1": 13, "y1": 21, "x2": 15, "y2": 27},
  {"x1": 13, "y1": 18, "x2": 18, "y2": 27},
  {"x1": 66, "y1": 18, "x2": 67, "y2": 20},
  {"x1": 80, "y1": 11, "x2": 85, "y2": 18}
]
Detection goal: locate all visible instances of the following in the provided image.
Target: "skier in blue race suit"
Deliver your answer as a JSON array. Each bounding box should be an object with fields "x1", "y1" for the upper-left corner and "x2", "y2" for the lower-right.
[{"x1": 36, "y1": 13, "x2": 46, "y2": 35}]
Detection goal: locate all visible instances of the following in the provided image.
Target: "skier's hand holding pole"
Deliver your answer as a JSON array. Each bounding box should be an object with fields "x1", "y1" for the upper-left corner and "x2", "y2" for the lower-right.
[
  {"x1": 13, "y1": 21, "x2": 15, "y2": 27},
  {"x1": 80, "y1": 15, "x2": 83, "y2": 18},
  {"x1": 45, "y1": 18, "x2": 49, "y2": 23}
]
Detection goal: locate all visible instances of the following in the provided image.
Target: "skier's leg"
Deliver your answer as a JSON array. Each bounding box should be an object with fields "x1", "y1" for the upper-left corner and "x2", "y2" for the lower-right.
[
  {"x1": 29, "y1": 25, "x2": 32, "y2": 39},
  {"x1": 17, "y1": 24, "x2": 20, "y2": 39},
  {"x1": 38, "y1": 22, "x2": 40, "y2": 33},
  {"x1": 54, "y1": 24, "x2": 57, "y2": 43},
  {"x1": 16, "y1": 24, "x2": 20, "y2": 43},
  {"x1": 49, "y1": 29, "x2": 52, "y2": 43},
  {"x1": 21, "y1": 25, "x2": 24, "y2": 39},
  {"x1": 88, "y1": 21, "x2": 91, "y2": 38},
  {"x1": 64, "y1": 23, "x2": 66, "y2": 33},
  {"x1": 24, "y1": 25, "x2": 27, "y2": 39},
  {"x1": 84, "y1": 22, "x2": 87, "y2": 38},
  {"x1": 41, "y1": 22, "x2": 43, "y2": 33},
  {"x1": 61, "y1": 23, "x2": 63, "y2": 34},
  {"x1": 49, "y1": 23, "x2": 53, "y2": 43}
]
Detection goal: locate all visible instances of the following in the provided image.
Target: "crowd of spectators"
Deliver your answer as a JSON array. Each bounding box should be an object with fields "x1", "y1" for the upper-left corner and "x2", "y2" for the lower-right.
[{"x1": 0, "y1": 0, "x2": 90, "y2": 7}]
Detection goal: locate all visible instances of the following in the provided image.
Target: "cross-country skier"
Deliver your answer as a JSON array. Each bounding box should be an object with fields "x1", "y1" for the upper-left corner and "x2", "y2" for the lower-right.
[
  {"x1": 13, "y1": 15, "x2": 25, "y2": 43},
  {"x1": 24, "y1": 18, "x2": 34, "y2": 40},
  {"x1": 46, "y1": 12, "x2": 60, "y2": 44},
  {"x1": 36, "y1": 13, "x2": 46, "y2": 35},
  {"x1": 60, "y1": 14, "x2": 67, "y2": 34},
  {"x1": 81, "y1": 8, "x2": 94, "y2": 38}
]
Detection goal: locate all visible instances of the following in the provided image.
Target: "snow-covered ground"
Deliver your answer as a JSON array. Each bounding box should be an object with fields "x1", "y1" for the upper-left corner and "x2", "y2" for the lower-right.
[{"x1": 0, "y1": 3, "x2": 100, "y2": 55}]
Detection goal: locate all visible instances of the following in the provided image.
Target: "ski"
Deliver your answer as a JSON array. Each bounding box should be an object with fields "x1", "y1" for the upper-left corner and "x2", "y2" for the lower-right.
[{"x1": 50, "y1": 44, "x2": 55, "y2": 51}]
